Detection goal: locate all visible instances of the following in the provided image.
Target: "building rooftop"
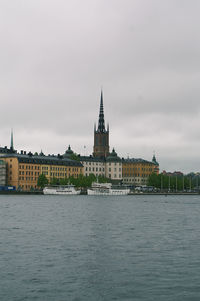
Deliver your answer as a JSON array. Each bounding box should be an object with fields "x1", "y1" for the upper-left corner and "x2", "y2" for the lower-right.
[
  {"x1": 0, "y1": 153, "x2": 83, "y2": 167},
  {"x1": 122, "y1": 158, "x2": 156, "y2": 165},
  {"x1": 0, "y1": 146, "x2": 16, "y2": 154},
  {"x1": 80, "y1": 155, "x2": 105, "y2": 163}
]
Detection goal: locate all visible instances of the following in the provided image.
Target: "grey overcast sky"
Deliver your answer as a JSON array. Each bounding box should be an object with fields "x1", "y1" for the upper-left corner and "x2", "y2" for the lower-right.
[{"x1": 1, "y1": 0, "x2": 200, "y2": 173}]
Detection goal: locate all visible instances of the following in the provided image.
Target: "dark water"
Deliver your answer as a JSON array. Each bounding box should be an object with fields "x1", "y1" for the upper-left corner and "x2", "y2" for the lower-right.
[{"x1": 1, "y1": 195, "x2": 200, "y2": 301}]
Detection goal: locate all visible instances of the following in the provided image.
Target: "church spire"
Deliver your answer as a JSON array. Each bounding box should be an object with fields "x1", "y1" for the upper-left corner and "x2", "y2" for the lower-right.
[
  {"x1": 97, "y1": 90, "x2": 105, "y2": 132},
  {"x1": 10, "y1": 128, "x2": 14, "y2": 151},
  {"x1": 93, "y1": 90, "x2": 109, "y2": 158}
]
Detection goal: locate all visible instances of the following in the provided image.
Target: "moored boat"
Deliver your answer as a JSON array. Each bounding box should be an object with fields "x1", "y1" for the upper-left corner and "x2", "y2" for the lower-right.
[
  {"x1": 87, "y1": 182, "x2": 130, "y2": 196},
  {"x1": 43, "y1": 185, "x2": 81, "y2": 195}
]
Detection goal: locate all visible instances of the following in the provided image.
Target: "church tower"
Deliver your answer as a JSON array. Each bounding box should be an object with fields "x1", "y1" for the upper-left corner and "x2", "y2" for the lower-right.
[{"x1": 93, "y1": 90, "x2": 109, "y2": 158}]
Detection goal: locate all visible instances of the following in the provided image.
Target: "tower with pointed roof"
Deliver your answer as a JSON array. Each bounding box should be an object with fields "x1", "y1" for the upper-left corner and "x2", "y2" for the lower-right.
[
  {"x1": 93, "y1": 90, "x2": 109, "y2": 158},
  {"x1": 10, "y1": 129, "x2": 14, "y2": 152},
  {"x1": 152, "y1": 152, "x2": 159, "y2": 174}
]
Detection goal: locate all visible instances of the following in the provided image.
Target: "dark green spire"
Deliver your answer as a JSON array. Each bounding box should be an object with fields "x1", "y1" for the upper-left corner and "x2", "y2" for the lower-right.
[
  {"x1": 152, "y1": 152, "x2": 159, "y2": 166},
  {"x1": 10, "y1": 128, "x2": 14, "y2": 151},
  {"x1": 98, "y1": 90, "x2": 105, "y2": 132}
]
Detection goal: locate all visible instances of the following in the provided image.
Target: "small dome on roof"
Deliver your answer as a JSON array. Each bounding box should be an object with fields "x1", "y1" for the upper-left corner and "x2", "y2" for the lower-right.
[
  {"x1": 63, "y1": 145, "x2": 74, "y2": 158},
  {"x1": 106, "y1": 148, "x2": 121, "y2": 162}
]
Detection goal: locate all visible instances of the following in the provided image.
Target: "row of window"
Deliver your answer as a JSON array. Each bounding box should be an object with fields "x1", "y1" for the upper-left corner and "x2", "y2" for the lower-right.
[
  {"x1": 42, "y1": 166, "x2": 79, "y2": 172},
  {"x1": 85, "y1": 167, "x2": 105, "y2": 172},
  {"x1": 108, "y1": 174, "x2": 121, "y2": 178},
  {"x1": 83, "y1": 161, "x2": 104, "y2": 166},
  {"x1": 19, "y1": 165, "x2": 40, "y2": 170},
  {"x1": 123, "y1": 174, "x2": 149, "y2": 179},
  {"x1": 19, "y1": 171, "x2": 40, "y2": 176},
  {"x1": 83, "y1": 162, "x2": 122, "y2": 166},
  {"x1": 20, "y1": 185, "x2": 37, "y2": 189},
  {"x1": 50, "y1": 172, "x2": 79, "y2": 177},
  {"x1": 19, "y1": 177, "x2": 37, "y2": 181},
  {"x1": 19, "y1": 173, "x2": 80, "y2": 181},
  {"x1": 19, "y1": 165, "x2": 80, "y2": 172},
  {"x1": 108, "y1": 168, "x2": 121, "y2": 172},
  {"x1": 85, "y1": 173, "x2": 105, "y2": 177},
  {"x1": 123, "y1": 167, "x2": 153, "y2": 172},
  {"x1": 123, "y1": 178, "x2": 146, "y2": 183}
]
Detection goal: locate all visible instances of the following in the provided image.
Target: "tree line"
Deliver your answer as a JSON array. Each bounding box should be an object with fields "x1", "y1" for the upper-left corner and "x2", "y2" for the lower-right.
[
  {"x1": 37, "y1": 173, "x2": 111, "y2": 189},
  {"x1": 148, "y1": 173, "x2": 199, "y2": 191}
]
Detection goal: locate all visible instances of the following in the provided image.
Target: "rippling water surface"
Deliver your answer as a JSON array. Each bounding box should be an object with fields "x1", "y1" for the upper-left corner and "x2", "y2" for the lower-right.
[{"x1": 1, "y1": 195, "x2": 200, "y2": 301}]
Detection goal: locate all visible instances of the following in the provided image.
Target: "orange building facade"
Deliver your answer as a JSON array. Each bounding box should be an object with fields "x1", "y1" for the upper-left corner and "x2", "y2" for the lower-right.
[
  {"x1": 0, "y1": 153, "x2": 83, "y2": 191},
  {"x1": 122, "y1": 158, "x2": 159, "y2": 186}
]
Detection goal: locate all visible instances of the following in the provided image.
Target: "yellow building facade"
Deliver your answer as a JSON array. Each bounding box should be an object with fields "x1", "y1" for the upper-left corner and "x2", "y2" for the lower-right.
[
  {"x1": 1, "y1": 153, "x2": 83, "y2": 191},
  {"x1": 122, "y1": 158, "x2": 159, "y2": 186}
]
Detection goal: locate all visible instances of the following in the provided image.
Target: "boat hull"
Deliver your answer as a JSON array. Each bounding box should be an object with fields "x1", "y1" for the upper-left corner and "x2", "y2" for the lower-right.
[
  {"x1": 43, "y1": 186, "x2": 81, "y2": 195},
  {"x1": 87, "y1": 188, "x2": 130, "y2": 196}
]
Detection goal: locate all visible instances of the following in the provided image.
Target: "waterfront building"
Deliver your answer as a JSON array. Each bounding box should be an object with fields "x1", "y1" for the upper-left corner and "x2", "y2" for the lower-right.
[
  {"x1": 122, "y1": 155, "x2": 159, "y2": 186},
  {"x1": 0, "y1": 152, "x2": 83, "y2": 191},
  {"x1": 66, "y1": 145, "x2": 122, "y2": 182},
  {"x1": 62, "y1": 145, "x2": 106, "y2": 178},
  {"x1": 105, "y1": 148, "x2": 122, "y2": 181},
  {"x1": 80, "y1": 156, "x2": 105, "y2": 178},
  {"x1": 93, "y1": 90, "x2": 109, "y2": 158},
  {"x1": 80, "y1": 149, "x2": 122, "y2": 183},
  {"x1": 0, "y1": 160, "x2": 6, "y2": 186}
]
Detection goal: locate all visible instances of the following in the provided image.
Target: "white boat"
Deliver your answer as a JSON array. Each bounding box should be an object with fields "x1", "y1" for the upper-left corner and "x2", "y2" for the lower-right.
[
  {"x1": 43, "y1": 185, "x2": 81, "y2": 195},
  {"x1": 87, "y1": 182, "x2": 130, "y2": 196}
]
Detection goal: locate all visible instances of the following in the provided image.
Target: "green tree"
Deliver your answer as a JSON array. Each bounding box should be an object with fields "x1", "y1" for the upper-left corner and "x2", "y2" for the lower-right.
[
  {"x1": 147, "y1": 173, "x2": 195, "y2": 191},
  {"x1": 70, "y1": 153, "x2": 80, "y2": 161},
  {"x1": 37, "y1": 174, "x2": 48, "y2": 189},
  {"x1": 59, "y1": 178, "x2": 68, "y2": 185},
  {"x1": 50, "y1": 177, "x2": 60, "y2": 185},
  {"x1": 98, "y1": 175, "x2": 111, "y2": 183}
]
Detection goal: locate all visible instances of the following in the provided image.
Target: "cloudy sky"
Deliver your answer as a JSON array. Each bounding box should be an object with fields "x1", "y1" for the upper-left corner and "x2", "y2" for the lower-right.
[{"x1": 1, "y1": 0, "x2": 200, "y2": 173}]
